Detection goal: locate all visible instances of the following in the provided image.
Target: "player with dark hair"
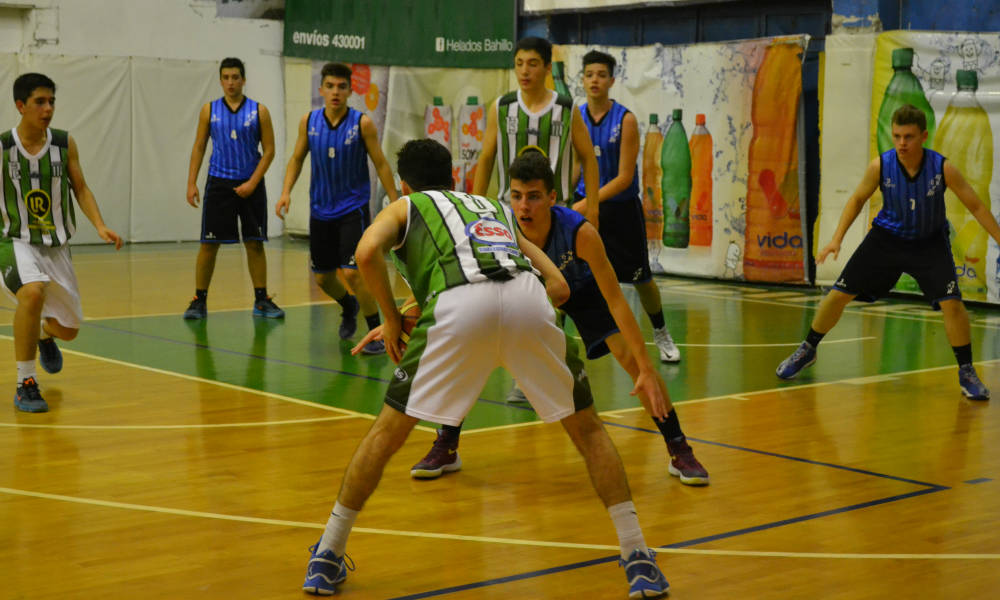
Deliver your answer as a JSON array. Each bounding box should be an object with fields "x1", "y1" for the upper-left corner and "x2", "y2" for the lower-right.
[
  {"x1": 575, "y1": 49, "x2": 681, "y2": 363},
  {"x1": 277, "y1": 62, "x2": 398, "y2": 355},
  {"x1": 411, "y1": 149, "x2": 708, "y2": 486},
  {"x1": 776, "y1": 104, "x2": 1000, "y2": 401},
  {"x1": 301, "y1": 139, "x2": 670, "y2": 599},
  {"x1": 2, "y1": 73, "x2": 123, "y2": 412},
  {"x1": 184, "y1": 57, "x2": 283, "y2": 320}
]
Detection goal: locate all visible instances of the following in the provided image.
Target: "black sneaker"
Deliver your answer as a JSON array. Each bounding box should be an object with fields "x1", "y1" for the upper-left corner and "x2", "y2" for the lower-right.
[
  {"x1": 338, "y1": 296, "x2": 359, "y2": 339},
  {"x1": 253, "y1": 296, "x2": 285, "y2": 319},
  {"x1": 410, "y1": 430, "x2": 462, "y2": 479},
  {"x1": 183, "y1": 297, "x2": 207, "y2": 320},
  {"x1": 38, "y1": 337, "x2": 63, "y2": 374},
  {"x1": 14, "y1": 377, "x2": 47, "y2": 413}
]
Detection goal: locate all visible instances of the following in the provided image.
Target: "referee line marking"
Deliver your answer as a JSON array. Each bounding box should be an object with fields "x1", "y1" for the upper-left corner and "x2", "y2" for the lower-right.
[{"x1": 2, "y1": 486, "x2": 996, "y2": 560}]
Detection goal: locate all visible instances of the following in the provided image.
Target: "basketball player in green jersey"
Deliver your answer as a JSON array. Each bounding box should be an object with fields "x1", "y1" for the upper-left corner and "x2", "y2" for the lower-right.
[
  {"x1": 474, "y1": 36, "x2": 602, "y2": 227},
  {"x1": 1, "y1": 73, "x2": 123, "y2": 413}
]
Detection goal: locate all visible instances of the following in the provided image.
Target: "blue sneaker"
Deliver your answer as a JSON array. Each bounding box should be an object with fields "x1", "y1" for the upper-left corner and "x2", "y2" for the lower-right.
[
  {"x1": 621, "y1": 549, "x2": 669, "y2": 599},
  {"x1": 303, "y1": 542, "x2": 354, "y2": 596},
  {"x1": 183, "y1": 297, "x2": 207, "y2": 320},
  {"x1": 776, "y1": 341, "x2": 816, "y2": 380},
  {"x1": 339, "y1": 297, "x2": 359, "y2": 339},
  {"x1": 360, "y1": 338, "x2": 385, "y2": 355},
  {"x1": 14, "y1": 377, "x2": 48, "y2": 413},
  {"x1": 252, "y1": 296, "x2": 285, "y2": 319},
  {"x1": 958, "y1": 365, "x2": 990, "y2": 401},
  {"x1": 38, "y1": 337, "x2": 63, "y2": 374}
]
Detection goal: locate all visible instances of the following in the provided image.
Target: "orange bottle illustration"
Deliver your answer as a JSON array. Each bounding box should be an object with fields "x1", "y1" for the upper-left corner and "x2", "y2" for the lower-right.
[
  {"x1": 424, "y1": 96, "x2": 452, "y2": 148},
  {"x1": 458, "y1": 96, "x2": 485, "y2": 193},
  {"x1": 689, "y1": 113, "x2": 713, "y2": 247},
  {"x1": 642, "y1": 114, "x2": 664, "y2": 243},
  {"x1": 743, "y1": 38, "x2": 804, "y2": 282}
]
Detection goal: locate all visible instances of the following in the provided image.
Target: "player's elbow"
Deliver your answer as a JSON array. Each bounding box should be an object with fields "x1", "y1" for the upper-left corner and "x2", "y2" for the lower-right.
[{"x1": 547, "y1": 278, "x2": 570, "y2": 306}]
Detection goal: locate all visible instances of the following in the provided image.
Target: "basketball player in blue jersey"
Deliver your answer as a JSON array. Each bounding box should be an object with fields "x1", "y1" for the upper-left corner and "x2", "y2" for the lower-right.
[
  {"x1": 410, "y1": 150, "x2": 708, "y2": 486},
  {"x1": 777, "y1": 105, "x2": 1000, "y2": 401},
  {"x1": 2, "y1": 73, "x2": 123, "y2": 412},
  {"x1": 277, "y1": 62, "x2": 398, "y2": 355},
  {"x1": 183, "y1": 57, "x2": 282, "y2": 320},
  {"x1": 574, "y1": 50, "x2": 681, "y2": 364}
]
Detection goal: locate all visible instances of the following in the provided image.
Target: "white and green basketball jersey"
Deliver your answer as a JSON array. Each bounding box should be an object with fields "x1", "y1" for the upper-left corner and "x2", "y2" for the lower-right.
[
  {"x1": 393, "y1": 190, "x2": 536, "y2": 306},
  {"x1": 1, "y1": 128, "x2": 77, "y2": 246},
  {"x1": 495, "y1": 89, "x2": 574, "y2": 205}
]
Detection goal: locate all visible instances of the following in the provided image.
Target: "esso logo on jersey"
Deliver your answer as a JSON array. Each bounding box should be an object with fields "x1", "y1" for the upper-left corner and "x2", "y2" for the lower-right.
[{"x1": 466, "y1": 218, "x2": 515, "y2": 245}]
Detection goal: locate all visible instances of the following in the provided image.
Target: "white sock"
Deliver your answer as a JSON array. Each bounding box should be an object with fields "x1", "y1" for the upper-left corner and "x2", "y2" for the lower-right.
[
  {"x1": 608, "y1": 500, "x2": 648, "y2": 560},
  {"x1": 318, "y1": 501, "x2": 358, "y2": 557},
  {"x1": 17, "y1": 361, "x2": 36, "y2": 383}
]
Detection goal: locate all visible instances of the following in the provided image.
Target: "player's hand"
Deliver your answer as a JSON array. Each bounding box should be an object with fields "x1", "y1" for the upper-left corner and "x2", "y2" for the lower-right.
[
  {"x1": 632, "y1": 368, "x2": 667, "y2": 420},
  {"x1": 98, "y1": 226, "x2": 124, "y2": 250},
  {"x1": 816, "y1": 240, "x2": 841, "y2": 264},
  {"x1": 275, "y1": 195, "x2": 290, "y2": 219},
  {"x1": 380, "y1": 312, "x2": 404, "y2": 364},
  {"x1": 233, "y1": 181, "x2": 255, "y2": 198},
  {"x1": 187, "y1": 184, "x2": 200, "y2": 208},
  {"x1": 352, "y1": 326, "x2": 384, "y2": 355}
]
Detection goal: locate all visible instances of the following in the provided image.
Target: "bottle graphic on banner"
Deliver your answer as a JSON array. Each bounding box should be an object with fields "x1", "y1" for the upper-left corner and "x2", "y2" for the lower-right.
[
  {"x1": 933, "y1": 69, "x2": 993, "y2": 299},
  {"x1": 425, "y1": 96, "x2": 452, "y2": 147},
  {"x1": 661, "y1": 109, "x2": 691, "y2": 248},
  {"x1": 458, "y1": 96, "x2": 485, "y2": 194},
  {"x1": 689, "y1": 113, "x2": 713, "y2": 247},
  {"x1": 551, "y1": 61, "x2": 572, "y2": 97},
  {"x1": 876, "y1": 48, "x2": 936, "y2": 154},
  {"x1": 642, "y1": 114, "x2": 665, "y2": 271},
  {"x1": 743, "y1": 38, "x2": 804, "y2": 282}
]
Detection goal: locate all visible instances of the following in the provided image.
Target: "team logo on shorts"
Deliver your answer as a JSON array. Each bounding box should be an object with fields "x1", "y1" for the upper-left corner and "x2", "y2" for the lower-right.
[
  {"x1": 466, "y1": 217, "x2": 519, "y2": 255},
  {"x1": 25, "y1": 188, "x2": 55, "y2": 231},
  {"x1": 393, "y1": 367, "x2": 408, "y2": 381}
]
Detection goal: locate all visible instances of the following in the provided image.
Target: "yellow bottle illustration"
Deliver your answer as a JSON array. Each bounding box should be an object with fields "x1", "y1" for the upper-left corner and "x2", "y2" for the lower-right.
[{"x1": 932, "y1": 69, "x2": 993, "y2": 299}]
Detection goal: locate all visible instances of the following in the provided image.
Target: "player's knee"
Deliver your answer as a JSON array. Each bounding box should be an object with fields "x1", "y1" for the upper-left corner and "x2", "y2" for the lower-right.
[
  {"x1": 15, "y1": 283, "x2": 45, "y2": 307},
  {"x1": 243, "y1": 240, "x2": 264, "y2": 254}
]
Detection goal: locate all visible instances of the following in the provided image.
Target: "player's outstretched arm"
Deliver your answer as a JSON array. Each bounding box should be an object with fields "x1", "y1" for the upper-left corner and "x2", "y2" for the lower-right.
[
  {"x1": 472, "y1": 99, "x2": 499, "y2": 196},
  {"x1": 575, "y1": 222, "x2": 664, "y2": 416},
  {"x1": 235, "y1": 103, "x2": 275, "y2": 198},
  {"x1": 356, "y1": 198, "x2": 410, "y2": 363},
  {"x1": 360, "y1": 114, "x2": 398, "y2": 203},
  {"x1": 186, "y1": 103, "x2": 211, "y2": 207},
  {"x1": 817, "y1": 158, "x2": 880, "y2": 264},
  {"x1": 570, "y1": 109, "x2": 600, "y2": 226},
  {"x1": 66, "y1": 135, "x2": 122, "y2": 249},
  {"x1": 945, "y1": 160, "x2": 1000, "y2": 247},
  {"x1": 276, "y1": 113, "x2": 311, "y2": 219}
]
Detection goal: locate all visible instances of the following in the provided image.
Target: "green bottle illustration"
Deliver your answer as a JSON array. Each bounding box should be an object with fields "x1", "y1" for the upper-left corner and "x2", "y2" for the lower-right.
[
  {"x1": 661, "y1": 109, "x2": 691, "y2": 248},
  {"x1": 551, "y1": 61, "x2": 571, "y2": 98},
  {"x1": 877, "y1": 47, "x2": 936, "y2": 154},
  {"x1": 933, "y1": 69, "x2": 993, "y2": 299}
]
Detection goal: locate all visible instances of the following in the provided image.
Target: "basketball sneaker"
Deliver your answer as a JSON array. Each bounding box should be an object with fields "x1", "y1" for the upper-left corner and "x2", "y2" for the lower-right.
[
  {"x1": 775, "y1": 341, "x2": 816, "y2": 380},
  {"x1": 652, "y1": 327, "x2": 680, "y2": 363},
  {"x1": 958, "y1": 364, "x2": 990, "y2": 401},
  {"x1": 666, "y1": 436, "x2": 709, "y2": 486},
  {"x1": 505, "y1": 385, "x2": 529, "y2": 404},
  {"x1": 302, "y1": 542, "x2": 354, "y2": 596},
  {"x1": 410, "y1": 429, "x2": 462, "y2": 479},
  {"x1": 338, "y1": 296, "x2": 359, "y2": 339},
  {"x1": 38, "y1": 337, "x2": 63, "y2": 374},
  {"x1": 360, "y1": 339, "x2": 386, "y2": 355},
  {"x1": 621, "y1": 548, "x2": 669, "y2": 599},
  {"x1": 183, "y1": 297, "x2": 207, "y2": 320},
  {"x1": 252, "y1": 296, "x2": 285, "y2": 319},
  {"x1": 14, "y1": 377, "x2": 47, "y2": 413}
]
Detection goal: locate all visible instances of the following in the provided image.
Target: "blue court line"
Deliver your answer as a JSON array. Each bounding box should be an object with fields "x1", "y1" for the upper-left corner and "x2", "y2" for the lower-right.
[
  {"x1": 964, "y1": 477, "x2": 992, "y2": 484},
  {"x1": 387, "y1": 425, "x2": 949, "y2": 599}
]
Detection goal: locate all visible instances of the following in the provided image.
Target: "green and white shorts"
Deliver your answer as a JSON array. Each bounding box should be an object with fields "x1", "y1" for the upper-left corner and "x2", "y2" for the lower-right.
[{"x1": 0, "y1": 238, "x2": 83, "y2": 329}]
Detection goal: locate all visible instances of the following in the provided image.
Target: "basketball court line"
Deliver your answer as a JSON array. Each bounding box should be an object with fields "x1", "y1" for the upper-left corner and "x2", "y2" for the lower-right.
[
  {"x1": 0, "y1": 414, "x2": 358, "y2": 430},
  {"x1": 81, "y1": 299, "x2": 335, "y2": 322}
]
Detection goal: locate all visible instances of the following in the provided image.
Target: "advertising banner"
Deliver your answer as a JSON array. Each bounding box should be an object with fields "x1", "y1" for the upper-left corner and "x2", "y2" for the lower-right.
[
  {"x1": 285, "y1": 0, "x2": 516, "y2": 69},
  {"x1": 554, "y1": 35, "x2": 809, "y2": 282},
  {"x1": 866, "y1": 32, "x2": 1000, "y2": 303}
]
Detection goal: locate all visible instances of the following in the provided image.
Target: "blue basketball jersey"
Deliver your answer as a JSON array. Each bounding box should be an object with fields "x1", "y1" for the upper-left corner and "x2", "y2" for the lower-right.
[
  {"x1": 544, "y1": 206, "x2": 595, "y2": 294},
  {"x1": 307, "y1": 108, "x2": 370, "y2": 221},
  {"x1": 873, "y1": 149, "x2": 948, "y2": 240},
  {"x1": 574, "y1": 101, "x2": 639, "y2": 202},
  {"x1": 207, "y1": 96, "x2": 261, "y2": 180}
]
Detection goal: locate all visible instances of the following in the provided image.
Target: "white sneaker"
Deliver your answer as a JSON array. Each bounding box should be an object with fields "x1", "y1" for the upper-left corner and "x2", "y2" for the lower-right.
[
  {"x1": 653, "y1": 328, "x2": 680, "y2": 363},
  {"x1": 505, "y1": 385, "x2": 529, "y2": 403}
]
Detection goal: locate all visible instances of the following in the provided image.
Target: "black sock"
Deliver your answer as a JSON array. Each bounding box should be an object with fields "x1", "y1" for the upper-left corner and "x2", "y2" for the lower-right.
[
  {"x1": 254, "y1": 287, "x2": 268, "y2": 301},
  {"x1": 648, "y1": 310, "x2": 666, "y2": 330},
  {"x1": 195, "y1": 289, "x2": 207, "y2": 301},
  {"x1": 337, "y1": 293, "x2": 358, "y2": 311},
  {"x1": 365, "y1": 313, "x2": 381, "y2": 331},
  {"x1": 440, "y1": 423, "x2": 463, "y2": 444},
  {"x1": 953, "y1": 343, "x2": 973, "y2": 367},
  {"x1": 653, "y1": 409, "x2": 683, "y2": 441},
  {"x1": 805, "y1": 328, "x2": 825, "y2": 348}
]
